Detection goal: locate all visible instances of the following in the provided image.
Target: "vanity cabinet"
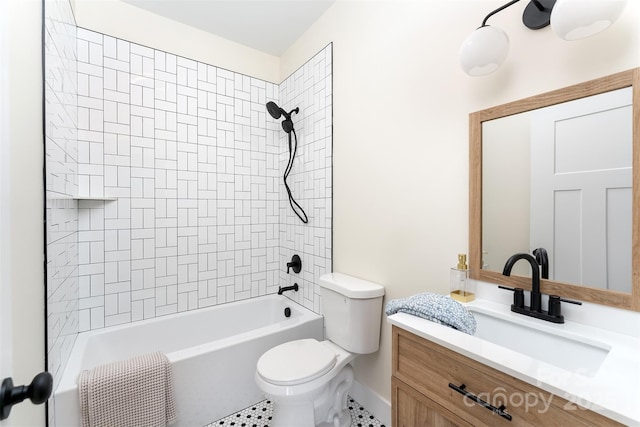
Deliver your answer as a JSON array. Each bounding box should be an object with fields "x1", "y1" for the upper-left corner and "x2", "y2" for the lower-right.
[{"x1": 391, "y1": 326, "x2": 623, "y2": 427}]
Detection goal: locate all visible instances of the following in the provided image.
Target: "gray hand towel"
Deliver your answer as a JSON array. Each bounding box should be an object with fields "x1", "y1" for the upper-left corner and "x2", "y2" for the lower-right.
[{"x1": 78, "y1": 351, "x2": 177, "y2": 427}]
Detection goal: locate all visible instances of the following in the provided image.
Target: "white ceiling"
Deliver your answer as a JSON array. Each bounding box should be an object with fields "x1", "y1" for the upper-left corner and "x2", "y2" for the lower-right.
[{"x1": 121, "y1": 0, "x2": 335, "y2": 56}]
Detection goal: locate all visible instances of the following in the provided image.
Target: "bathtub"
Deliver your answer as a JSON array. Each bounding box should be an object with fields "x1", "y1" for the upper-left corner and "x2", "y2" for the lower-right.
[{"x1": 52, "y1": 295, "x2": 324, "y2": 427}]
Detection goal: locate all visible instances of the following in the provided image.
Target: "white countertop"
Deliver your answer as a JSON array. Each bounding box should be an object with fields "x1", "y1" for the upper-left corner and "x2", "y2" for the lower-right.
[{"x1": 388, "y1": 298, "x2": 640, "y2": 426}]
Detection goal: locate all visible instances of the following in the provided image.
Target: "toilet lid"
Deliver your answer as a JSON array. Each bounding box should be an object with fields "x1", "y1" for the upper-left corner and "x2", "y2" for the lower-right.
[{"x1": 257, "y1": 339, "x2": 337, "y2": 386}]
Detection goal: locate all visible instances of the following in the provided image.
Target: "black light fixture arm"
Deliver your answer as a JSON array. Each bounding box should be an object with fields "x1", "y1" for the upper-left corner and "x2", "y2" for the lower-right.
[
  {"x1": 481, "y1": 0, "x2": 522, "y2": 26},
  {"x1": 480, "y1": 0, "x2": 555, "y2": 30}
]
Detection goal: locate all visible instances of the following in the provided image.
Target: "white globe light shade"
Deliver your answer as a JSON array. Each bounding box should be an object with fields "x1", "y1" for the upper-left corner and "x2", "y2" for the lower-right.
[
  {"x1": 551, "y1": 0, "x2": 628, "y2": 41},
  {"x1": 459, "y1": 26, "x2": 510, "y2": 76}
]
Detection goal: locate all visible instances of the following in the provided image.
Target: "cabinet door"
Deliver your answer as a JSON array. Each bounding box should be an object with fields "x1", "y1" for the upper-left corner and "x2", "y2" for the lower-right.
[{"x1": 393, "y1": 378, "x2": 475, "y2": 427}]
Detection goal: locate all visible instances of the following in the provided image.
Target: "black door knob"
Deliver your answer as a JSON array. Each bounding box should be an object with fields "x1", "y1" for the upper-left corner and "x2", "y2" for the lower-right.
[{"x1": 0, "y1": 372, "x2": 53, "y2": 420}]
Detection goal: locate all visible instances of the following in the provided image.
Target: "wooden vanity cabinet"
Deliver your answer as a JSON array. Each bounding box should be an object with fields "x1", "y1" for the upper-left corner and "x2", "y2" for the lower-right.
[{"x1": 391, "y1": 326, "x2": 623, "y2": 427}]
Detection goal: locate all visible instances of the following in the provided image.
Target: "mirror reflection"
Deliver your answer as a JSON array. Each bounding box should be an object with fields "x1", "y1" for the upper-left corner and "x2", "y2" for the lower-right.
[{"x1": 481, "y1": 87, "x2": 633, "y2": 293}]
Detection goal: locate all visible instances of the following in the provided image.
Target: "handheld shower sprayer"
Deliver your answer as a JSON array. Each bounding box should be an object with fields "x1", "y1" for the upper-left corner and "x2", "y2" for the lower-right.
[
  {"x1": 266, "y1": 101, "x2": 308, "y2": 224},
  {"x1": 266, "y1": 101, "x2": 299, "y2": 134}
]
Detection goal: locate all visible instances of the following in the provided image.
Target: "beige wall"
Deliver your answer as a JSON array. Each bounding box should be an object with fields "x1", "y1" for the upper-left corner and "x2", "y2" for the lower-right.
[
  {"x1": 280, "y1": 0, "x2": 640, "y2": 404},
  {"x1": 7, "y1": 0, "x2": 45, "y2": 425},
  {"x1": 72, "y1": 0, "x2": 280, "y2": 83}
]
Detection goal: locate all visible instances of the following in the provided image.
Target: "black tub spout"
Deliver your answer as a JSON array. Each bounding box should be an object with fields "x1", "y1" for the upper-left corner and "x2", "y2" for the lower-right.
[{"x1": 277, "y1": 283, "x2": 299, "y2": 295}]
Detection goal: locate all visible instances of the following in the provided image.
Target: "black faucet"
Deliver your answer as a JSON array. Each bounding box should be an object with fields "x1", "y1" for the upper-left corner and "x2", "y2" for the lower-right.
[
  {"x1": 503, "y1": 253, "x2": 542, "y2": 312},
  {"x1": 278, "y1": 283, "x2": 299, "y2": 295},
  {"x1": 501, "y1": 253, "x2": 581, "y2": 324},
  {"x1": 532, "y1": 248, "x2": 549, "y2": 279}
]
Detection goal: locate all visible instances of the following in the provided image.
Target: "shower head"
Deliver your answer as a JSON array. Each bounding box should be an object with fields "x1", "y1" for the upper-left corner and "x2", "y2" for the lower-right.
[
  {"x1": 266, "y1": 101, "x2": 299, "y2": 134},
  {"x1": 266, "y1": 101, "x2": 286, "y2": 120}
]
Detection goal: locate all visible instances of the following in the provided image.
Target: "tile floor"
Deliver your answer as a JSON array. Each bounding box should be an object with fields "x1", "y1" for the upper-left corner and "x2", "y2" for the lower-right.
[{"x1": 207, "y1": 396, "x2": 386, "y2": 427}]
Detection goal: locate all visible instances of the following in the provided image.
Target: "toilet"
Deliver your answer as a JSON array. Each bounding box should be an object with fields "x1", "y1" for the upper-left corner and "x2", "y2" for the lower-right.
[{"x1": 255, "y1": 273, "x2": 385, "y2": 427}]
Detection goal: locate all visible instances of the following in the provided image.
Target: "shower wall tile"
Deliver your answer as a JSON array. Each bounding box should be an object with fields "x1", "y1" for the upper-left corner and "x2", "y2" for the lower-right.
[
  {"x1": 44, "y1": 1, "x2": 78, "y2": 425},
  {"x1": 73, "y1": 31, "x2": 333, "y2": 331},
  {"x1": 47, "y1": 27, "x2": 331, "y2": 403},
  {"x1": 278, "y1": 45, "x2": 333, "y2": 313}
]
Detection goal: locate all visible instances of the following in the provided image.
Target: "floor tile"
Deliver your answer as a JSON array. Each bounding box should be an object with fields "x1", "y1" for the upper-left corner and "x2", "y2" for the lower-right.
[{"x1": 206, "y1": 396, "x2": 386, "y2": 427}]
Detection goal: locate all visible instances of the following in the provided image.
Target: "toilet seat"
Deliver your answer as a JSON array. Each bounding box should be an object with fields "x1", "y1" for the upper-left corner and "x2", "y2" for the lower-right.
[{"x1": 257, "y1": 339, "x2": 337, "y2": 386}]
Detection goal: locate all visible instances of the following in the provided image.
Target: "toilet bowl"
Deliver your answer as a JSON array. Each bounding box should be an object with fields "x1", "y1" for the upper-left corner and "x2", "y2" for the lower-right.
[
  {"x1": 255, "y1": 273, "x2": 385, "y2": 427},
  {"x1": 255, "y1": 340, "x2": 355, "y2": 427}
]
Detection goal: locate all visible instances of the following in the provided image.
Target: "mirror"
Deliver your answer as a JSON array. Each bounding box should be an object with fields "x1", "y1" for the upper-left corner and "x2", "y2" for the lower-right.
[{"x1": 469, "y1": 68, "x2": 639, "y2": 311}]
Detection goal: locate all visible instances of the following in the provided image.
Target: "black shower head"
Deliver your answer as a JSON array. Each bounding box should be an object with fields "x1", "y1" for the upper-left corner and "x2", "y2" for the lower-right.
[
  {"x1": 266, "y1": 101, "x2": 287, "y2": 120},
  {"x1": 266, "y1": 101, "x2": 299, "y2": 134}
]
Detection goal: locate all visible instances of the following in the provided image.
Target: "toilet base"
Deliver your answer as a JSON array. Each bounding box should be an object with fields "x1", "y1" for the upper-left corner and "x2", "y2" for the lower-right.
[
  {"x1": 265, "y1": 364, "x2": 355, "y2": 427},
  {"x1": 316, "y1": 409, "x2": 351, "y2": 427},
  {"x1": 271, "y1": 400, "x2": 316, "y2": 427}
]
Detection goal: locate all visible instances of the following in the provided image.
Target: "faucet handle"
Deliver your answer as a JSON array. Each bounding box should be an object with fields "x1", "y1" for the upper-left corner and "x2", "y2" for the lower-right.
[
  {"x1": 558, "y1": 296, "x2": 582, "y2": 305},
  {"x1": 548, "y1": 295, "x2": 581, "y2": 318},
  {"x1": 548, "y1": 295, "x2": 562, "y2": 317},
  {"x1": 498, "y1": 286, "x2": 525, "y2": 308}
]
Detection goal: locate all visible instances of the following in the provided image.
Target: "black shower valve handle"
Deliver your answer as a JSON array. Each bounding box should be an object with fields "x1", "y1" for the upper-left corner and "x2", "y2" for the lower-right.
[{"x1": 287, "y1": 254, "x2": 302, "y2": 274}]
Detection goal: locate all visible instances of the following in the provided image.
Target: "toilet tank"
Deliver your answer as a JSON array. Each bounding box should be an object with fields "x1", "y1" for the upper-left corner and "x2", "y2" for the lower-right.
[{"x1": 319, "y1": 273, "x2": 385, "y2": 354}]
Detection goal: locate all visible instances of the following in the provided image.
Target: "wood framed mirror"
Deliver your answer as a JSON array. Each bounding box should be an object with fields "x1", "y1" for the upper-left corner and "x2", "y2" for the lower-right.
[{"x1": 469, "y1": 68, "x2": 639, "y2": 311}]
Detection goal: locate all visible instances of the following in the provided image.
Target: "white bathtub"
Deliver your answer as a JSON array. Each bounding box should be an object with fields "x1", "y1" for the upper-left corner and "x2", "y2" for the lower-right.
[{"x1": 52, "y1": 295, "x2": 324, "y2": 427}]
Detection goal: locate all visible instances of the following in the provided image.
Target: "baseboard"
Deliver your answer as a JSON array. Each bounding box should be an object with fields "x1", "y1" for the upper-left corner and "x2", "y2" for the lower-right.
[{"x1": 350, "y1": 379, "x2": 391, "y2": 427}]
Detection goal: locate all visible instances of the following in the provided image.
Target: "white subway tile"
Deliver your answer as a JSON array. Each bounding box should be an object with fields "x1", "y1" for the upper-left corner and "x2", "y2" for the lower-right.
[
  {"x1": 104, "y1": 35, "x2": 117, "y2": 59},
  {"x1": 132, "y1": 300, "x2": 144, "y2": 321},
  {"x1": 131, "y1": 43, "x2": 154, "y2": 58},
  {"x1": 117, "y1": 71, "x2": 130, "y2": 94},
  {"x1": 77, "y1": 39, "x2": 89, "y2": 63},
  {"x1": 155, "y1": 51, "x2": 166, "y2": 72},
  {"x1": 78, "y1": 62, "x2": 103, "y2": 78},
  {"x1": 79, "y1": 309, "x2": 91, "y2": 332},
  {"x1": 143, "y1": 57, "x2": 154, "y2": 78},
  {"x1": 131, "y1": 85, "x2": 143, "y2": 106},
  {"x1": 89, "y1": 42, "x2": 103, "y2": 67},
  {"x1": 131, "y1": 54, "x2": 143, "y2": 76},
  {"x1": 88, "y1": 76, "x2": 103, "y2": 99},
  {"x1": 116, "y1": 39, "x2": 130, "y2": 62},
  {"x1": 78, "y1": 73, "x2": 89, "y2": 97}
]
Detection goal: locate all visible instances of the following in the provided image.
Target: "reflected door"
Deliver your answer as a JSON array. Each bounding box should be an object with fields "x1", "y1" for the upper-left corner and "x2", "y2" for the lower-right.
[{"x1": 530, "y1": 87, "x2": 632, "y2": 292}]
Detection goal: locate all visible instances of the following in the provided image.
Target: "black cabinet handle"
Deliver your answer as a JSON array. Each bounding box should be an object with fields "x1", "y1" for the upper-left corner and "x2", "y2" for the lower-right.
[
  {"x1": 0, "y1": 372, "x2": 53, "y2": 420},
  {"x1": 448, "y1": 383, "x2": 512, "y2": 421}
]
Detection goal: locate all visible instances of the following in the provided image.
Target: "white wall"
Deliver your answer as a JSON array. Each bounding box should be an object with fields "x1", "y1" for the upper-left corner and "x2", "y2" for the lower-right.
[
  {"x1": 280, "y1": 0, "x2": 640, "y2": 408},
  {"x1": 72, "y1": 0, "x2": 280, "y2": 83},
  {"x1": 6, "y1": 0, "x2": 45, "y2": 425}
]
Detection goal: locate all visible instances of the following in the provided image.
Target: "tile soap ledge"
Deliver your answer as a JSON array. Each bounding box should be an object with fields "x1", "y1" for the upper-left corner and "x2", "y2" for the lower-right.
[{"x1": 73, "y1": 197, "x2": 117, "y2": 201}]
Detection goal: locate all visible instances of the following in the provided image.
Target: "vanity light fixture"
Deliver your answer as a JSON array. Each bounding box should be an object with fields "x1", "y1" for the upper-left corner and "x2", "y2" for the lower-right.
[{"x1": 459, "y1": 0, "x2": 628, "y2": 76}]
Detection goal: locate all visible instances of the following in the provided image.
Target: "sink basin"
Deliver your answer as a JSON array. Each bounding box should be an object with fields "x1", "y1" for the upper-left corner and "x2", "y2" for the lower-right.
[{"x1": 468, "y1": 307, "x2": 611, "y2": 377}]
